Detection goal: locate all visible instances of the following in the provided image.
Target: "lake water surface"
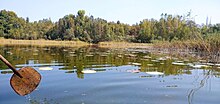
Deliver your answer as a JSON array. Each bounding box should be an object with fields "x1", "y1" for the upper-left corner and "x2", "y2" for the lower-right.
[{"x1": 0, "y1": 45, "x2": 220, "y2": 104}]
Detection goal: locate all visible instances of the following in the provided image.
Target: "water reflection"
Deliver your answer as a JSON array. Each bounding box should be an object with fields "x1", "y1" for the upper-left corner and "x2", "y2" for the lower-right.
[
  {"x1": 1, "y1": 45, "x2": 220, "y2": 104},
  {"x1": 1, "y1": 45, "x2": 220, "y2": 78}
]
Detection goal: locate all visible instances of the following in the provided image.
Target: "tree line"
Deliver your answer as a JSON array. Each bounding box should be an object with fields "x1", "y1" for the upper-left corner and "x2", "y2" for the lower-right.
[{"x1": 0, "y1": 9, "x2": 219, "y2": 43}]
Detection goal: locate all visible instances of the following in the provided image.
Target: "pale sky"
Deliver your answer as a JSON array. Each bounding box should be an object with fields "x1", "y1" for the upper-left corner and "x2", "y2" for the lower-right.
[{"x1": 0, "y1": 0, "x2": 219, "y2": 25}]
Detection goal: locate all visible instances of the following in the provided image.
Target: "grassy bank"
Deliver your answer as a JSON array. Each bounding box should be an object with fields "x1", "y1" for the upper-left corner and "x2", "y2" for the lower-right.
[
  {"x1": 0, "y1": 38, "x2": 153, "y2": 49},
  {"x1": 0, "y1": 38, "x2": 89, "y2": 47},
  {"x1": 98, "y1": 41, "x2": 153, "y2": 49}
]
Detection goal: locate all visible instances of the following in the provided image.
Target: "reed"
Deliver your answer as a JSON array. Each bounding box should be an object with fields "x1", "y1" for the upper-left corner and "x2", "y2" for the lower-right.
[
  {"x1": 153, "y1": 39, "x2": 213, "y2": 52},
  {"x1": 153, "y1": 33, "x2": 220, "y2": 63}
]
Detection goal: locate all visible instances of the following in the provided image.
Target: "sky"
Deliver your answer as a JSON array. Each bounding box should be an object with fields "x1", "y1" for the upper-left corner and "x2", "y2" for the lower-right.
[{"x1": 0, "y1": 0, "x2": 219, "y2": 25}]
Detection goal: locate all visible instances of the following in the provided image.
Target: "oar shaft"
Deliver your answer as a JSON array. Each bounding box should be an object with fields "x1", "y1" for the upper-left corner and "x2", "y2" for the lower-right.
[{"x1": 0, "y1": 55, "x2": 23, "y2": 78}]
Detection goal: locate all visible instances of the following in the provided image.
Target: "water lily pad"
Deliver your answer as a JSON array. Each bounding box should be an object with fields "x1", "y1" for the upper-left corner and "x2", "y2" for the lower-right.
[
  {"x1": 100, "y1": 55, "x2": 108, "y2": 57},
  {"x1": 172, "y1": 62, "x2": 185, "y2": 66},
  {"x1": 132, "y1": 63, "x2": 141, "y2": 66},
  {"x1": 69, "y1": 52, "x2": 75, "y2": 54},
  {"x1": 39, "y1": 67, "x2": 53, "y2": 71},
  {"x1": 192, "y1": 64, "x2": 210, "y2": 68},
  {"x1": 146, "y1": 71, "x2": 164, "y2": 75},
  {"x1": 117, "y1": 55, "x2": 123, "y2": 58},
  {"x1": 6, "y1": 51, "x2": 13, "y2": 55},
  {"x1": 127, "y1": 69, "x2": 140, "y2": 73},
  {"x1": 139, "y1": 75, "x2": 153, "y2": 78},
  {"x1": 206, "y1": 63, "x2": 215, "y2": 66},
  {"x1": 86, "y1": 55, "x2": 94, "y2": 57},
  {"x1": 33, "y1": 53, "x2": 38, "y2": 56},
  {"x1": 82, "y1": 70, "x2": 96, "y2": 74},
  {"x1": 151, "y1": 60, "x2": 160, "y2": 62},
  {"x1": 147, "y1": 64, "x2": 154, "y2": 66},
  {"x1": 128, "y1": 54, "x2": 136, "y2": 57},
  {"x1": 143, "y1": 56, "x2": 152, "y2": 59},
  {"x1": 157, "y1": 57, "x2": 167, "y2": 61},
  {"x1": 1, "y1": 70, "x2": 13, "y2": 74},
  {"x1": 166, "y1": 85, "x2": 178, "y2": 88},
  {"x1": 94, "y1": 69, "x2": 106, "y2": 72},
  {"x1": 70, "y1": 54, "x2": 77, "y2": 57}
]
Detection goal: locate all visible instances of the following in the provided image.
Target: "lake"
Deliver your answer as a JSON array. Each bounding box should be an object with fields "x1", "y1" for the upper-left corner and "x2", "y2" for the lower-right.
[{"x1": 0, "y1": 45, "x2": 220, "y2": 104}]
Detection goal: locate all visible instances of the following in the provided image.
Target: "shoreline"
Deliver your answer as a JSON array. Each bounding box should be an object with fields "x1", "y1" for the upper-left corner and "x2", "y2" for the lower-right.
[
  {"x1": 1, "y1": 38, "x2": 220, "y2": 62},
  {"x1": 0, "y1": 38, "x2": 153, "y2": 49}
]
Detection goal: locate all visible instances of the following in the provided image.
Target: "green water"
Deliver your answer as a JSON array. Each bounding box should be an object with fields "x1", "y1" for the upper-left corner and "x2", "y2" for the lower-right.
[{"x1": 0, "y1": 45, "x2": 220, "y2": 104}]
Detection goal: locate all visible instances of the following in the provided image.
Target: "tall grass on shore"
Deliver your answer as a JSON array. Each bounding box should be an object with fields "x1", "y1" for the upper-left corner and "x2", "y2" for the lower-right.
[
  {"x1": 153, "y1": 33, "x2": 220, "y2": 62},
  {"x1": 153, "y1": 33, "x2": 220, "y2": 53},
  {"x1": 205, "y1": 33, "x2": 220, "y2": 52},
  {"x1": 0, "y1": 38, "x2": 89, "y2": 47}
]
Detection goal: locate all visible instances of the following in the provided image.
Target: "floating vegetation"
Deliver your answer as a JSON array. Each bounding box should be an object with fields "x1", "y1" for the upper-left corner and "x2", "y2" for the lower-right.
[
  {"x1": 33, "y1": 53, "x2": 38, "y2": 56},
  {"x1": 126, "y1": 69, "x2": 140, "y2": 73},
  {"x1": 94, "y1": 69, "x2": 106, "y2": 72},
  {"x1": 146, "y1": 71, "x2": 164, "y2": 75},
  {"x1": 69, "y1": 54, "x2": 77, "y2": 57},
  {"x1": 141, "y1": 58, "x2": 149, "y2": 61},
  {"x1": 82, "y1": 70, "x2": 96, "y2": 74},
  {"x1": 51, "y1": 53, "x2": 56, "y2": 56},
  {"x1": 117, "y1": 55, "x2": 123, "y2": 58},
  {"x1": 62, "y1": 49, "x2": 68, "y2": 52},
  {"x1": 69, "y1": 51, "x2": 75, "y2": 54},
  {"x1": 39, "y1": 67, "x2": 53, "y2": 71},
  {"x1": 139, "y1": 75, "x2": 154, "y2": 78},
  {"x1": 166, "y1": 85, "x2": 178, "y2": 88},
  {"x1": 43, "y1": 48, "x2": 50, "y2": 51},
  {"x1": 16, "y1": 63, "x2": 63, "y2": 67},
  {"x1": 172, "y1": 62, "x2": 186, "y2": 66},
  {"x1": 100, "y1": 54, "x2": 108, "y2": 57},
  {"x1": 191, "y1": 64, "x2": 210, "y2": 69},
  {"x1": 199, "y1": 60, "x2": 207, "y2": 63},
  {"x1": 65, "y1": 70, "x2": 75, "y2": 73},
  {"x1": 86, "y1": 54, "x2": 94, "y2": 57},
  {"x1": 147, "y1": 64, "x2": 154, "y2": 66},
  {"x1": 1, "y1": 70, "x2": 13, "y2": 74},
  {"x1": 151, "y1": 60, "x2": 160, "y2": 63},
  {"x1": 132, "y1": 63, "x2": 141, "y2": 66},
  {"x1": 128, "y1": 54, "x2": 136, "y2": 57},
  {"x1": 157, "y1": 57, "x2": 167, "y2": 61},
  {"x1": 6, "y1": 51, "x2": 13, "y2": 55},
  {"x1": 183, "y1": 59, "x2": 190, "y2": 62},
  {"x1": 206, "y1": 63, "x2": 215, "y2": 66},
  {"x1": 143, "y1": 56, "x2": 152, "y2": 59}
]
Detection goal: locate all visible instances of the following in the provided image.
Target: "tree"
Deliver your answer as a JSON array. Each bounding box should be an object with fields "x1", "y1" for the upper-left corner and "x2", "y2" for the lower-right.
[{"x1": 1, "y1": 9, "x2": 213, "y2": 44}]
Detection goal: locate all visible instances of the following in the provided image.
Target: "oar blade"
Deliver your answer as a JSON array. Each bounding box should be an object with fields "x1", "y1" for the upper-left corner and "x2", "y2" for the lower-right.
[{"x1": 10, "y1": 67, "x2": 41, "y2": 96}]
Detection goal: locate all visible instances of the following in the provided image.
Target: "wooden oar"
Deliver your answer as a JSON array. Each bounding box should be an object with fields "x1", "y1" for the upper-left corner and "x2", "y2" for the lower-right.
[{"x1": 0, "y1": 55, "x2": 41, "y2": 96}]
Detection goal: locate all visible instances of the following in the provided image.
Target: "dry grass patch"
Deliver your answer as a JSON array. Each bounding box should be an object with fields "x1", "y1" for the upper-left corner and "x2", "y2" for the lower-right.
[{"x1": 0, "y1": 38, "x2": 89, "y2": 47}]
